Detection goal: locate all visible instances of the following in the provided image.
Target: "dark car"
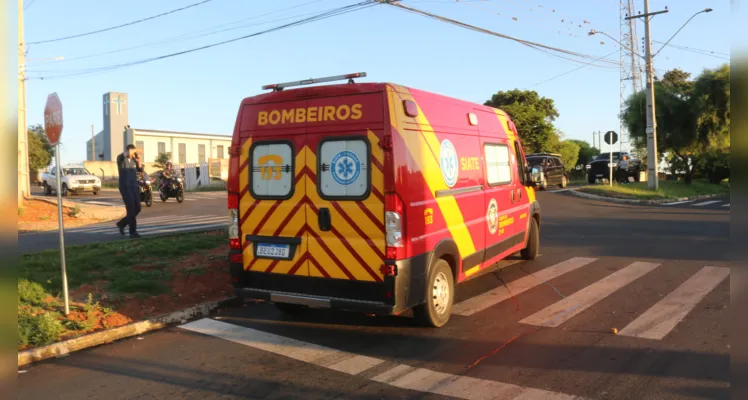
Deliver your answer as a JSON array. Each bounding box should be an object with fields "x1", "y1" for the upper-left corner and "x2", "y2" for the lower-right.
[
  {"x1": 586, "y1": 152, "x2": 642, "y2": 183},
  {"x1": 526, "y1": 153, "x2": 569, "y2": 190}
]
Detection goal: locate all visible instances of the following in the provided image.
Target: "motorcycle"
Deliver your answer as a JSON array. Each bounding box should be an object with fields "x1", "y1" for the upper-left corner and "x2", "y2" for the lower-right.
[
  {"x1": 159, "y1": 173, "x2": 184, "y2": 203},
  {"x1": 138, "y1": 175, "x2": 155, "y2": 207}
]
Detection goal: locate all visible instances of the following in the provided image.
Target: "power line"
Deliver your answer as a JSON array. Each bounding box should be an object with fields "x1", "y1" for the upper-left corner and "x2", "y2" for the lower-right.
[
  {"x1": 30, "y1": 1, "x2": 337, "y2": 66},
  {"x1": 453, "y1": 0, "x2": 618, "y2": 69},
  {"x1": 23, "y1": 0, "x2": 37, "y2": 11},
  {"x1": 28, "y1": 0, "x2": 219, "y2": 45},
  {"x1": 652, "y1": 40, "x2": 729, "y2": 60},
  {"x1": 29, "y1": 1, "x2": 378, "y2": 80},
  {"x1": 526, "y1": 50, "x2": 619, "y2": 88},
  {"x1": 380, "y1": 1, "x2": 620, "y2": 68}
]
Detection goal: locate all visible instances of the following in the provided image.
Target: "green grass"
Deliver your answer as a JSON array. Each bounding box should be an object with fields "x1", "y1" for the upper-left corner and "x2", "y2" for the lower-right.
[
  {"x1": 18, "y1": 229, "x2": 227, "y2": 349},
  {"x1": 579, "y1": 179, "x2": 730, "y2": 200},
  {"x1": 21, "y1": 229, "x2": 227, "y2": 297}
]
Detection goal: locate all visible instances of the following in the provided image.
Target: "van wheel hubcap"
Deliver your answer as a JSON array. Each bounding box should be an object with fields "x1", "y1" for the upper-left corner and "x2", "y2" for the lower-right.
[{"x1": 432, "y1": 271, "x2": 450, "y2": 315}]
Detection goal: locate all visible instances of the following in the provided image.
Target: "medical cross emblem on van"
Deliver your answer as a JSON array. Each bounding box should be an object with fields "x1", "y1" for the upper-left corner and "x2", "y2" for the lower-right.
[
  {"x1": 440, "y1": 139, "x2": 459, "y2": 188},
  {"x1": 331, "y1": 150, "x2": 361, "y2": 186},
  {"x1": 226, "y1": 73, "x2": 541, "y2": 328}
]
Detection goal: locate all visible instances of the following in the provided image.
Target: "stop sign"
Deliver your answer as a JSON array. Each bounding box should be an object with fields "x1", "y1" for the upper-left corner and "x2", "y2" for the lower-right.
[{"x1": 44, "y1": 93, "x2": 63, "y2": 146}]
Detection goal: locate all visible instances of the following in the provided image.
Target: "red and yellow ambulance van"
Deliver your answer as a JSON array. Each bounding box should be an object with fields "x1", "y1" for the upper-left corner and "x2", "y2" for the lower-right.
[{"x1": 227, "y1": 73, "x2": 541, "y2": 327}]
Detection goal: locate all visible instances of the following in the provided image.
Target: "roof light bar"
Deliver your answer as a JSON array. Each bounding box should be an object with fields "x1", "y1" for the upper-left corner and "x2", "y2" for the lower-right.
[{"x1": 262, "y1": 72, "x2": 367, "y2": 91}]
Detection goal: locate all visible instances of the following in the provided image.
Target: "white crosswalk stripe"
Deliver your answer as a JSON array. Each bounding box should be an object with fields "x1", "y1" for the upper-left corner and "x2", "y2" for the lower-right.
[
  {"x1": 176, "y1": 257, "x2": 728, "y2": 398},
  {"x1": 519, "y1": 261, "x2": 661, "y2": 327},
  {"x1": 618, "y1": 266, "x2": 729, "y2": 340},
  {"x1": 453, "y1": 257, "x2": 597, "y2": 316},
  {"x1": 660, "y1": 199, "x2": 728, "y2": 208},
  {"x1": 660, "y1": 200, "x2": 694, "y2": 206},
  {"x1": 66, "y1": 214, "x2": 227, "y2": 236},
  {"x1": 180, "y1": 318, "x2": 587, "y2": 400},
  {"x1": 692, "y1": 200, "x2": 721, "y2": 207}
]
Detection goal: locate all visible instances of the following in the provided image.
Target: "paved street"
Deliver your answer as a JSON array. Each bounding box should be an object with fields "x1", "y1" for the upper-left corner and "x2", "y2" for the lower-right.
[
  {"x1": 18, "y1": 191, "x2": 729, "y2": 399},
  {"x1": 19, "y1": 187, "x2": 227, "y2": 253}
]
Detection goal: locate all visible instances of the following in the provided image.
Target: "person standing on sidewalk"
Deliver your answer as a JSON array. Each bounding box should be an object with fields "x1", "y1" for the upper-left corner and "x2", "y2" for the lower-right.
[
  {"x1": 617, "y1": 155, "x2": 630, "y2": 184},
  {"x1": 116, "y1": 144, "x2": 143, "y2": 238}
]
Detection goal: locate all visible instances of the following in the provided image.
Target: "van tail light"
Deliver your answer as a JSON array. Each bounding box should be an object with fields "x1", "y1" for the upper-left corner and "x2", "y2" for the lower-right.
[
  {"x1": 228, "y1": 193, "x2": 241, "y2": 252},
  {"x1": 385, "y1": 193, "x2": 405, "y2": 260}
]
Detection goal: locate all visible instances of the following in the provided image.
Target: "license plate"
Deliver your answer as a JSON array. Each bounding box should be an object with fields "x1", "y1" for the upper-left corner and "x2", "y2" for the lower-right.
[
  {"x1": 256, "y1": 243, "x2": 290, "y2": 259},
  {"x1": 596, "y1": 174, "x2": 603, "y2": 177}
]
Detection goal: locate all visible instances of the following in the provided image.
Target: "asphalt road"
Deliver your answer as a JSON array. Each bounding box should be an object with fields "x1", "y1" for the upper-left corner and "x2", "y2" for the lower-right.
[
  {"x1": 18, "y1": 190, "x2": 730, "y2": 400},
  {"x1": 19, "y1": 187, "x2": 227, "y2": 253}
]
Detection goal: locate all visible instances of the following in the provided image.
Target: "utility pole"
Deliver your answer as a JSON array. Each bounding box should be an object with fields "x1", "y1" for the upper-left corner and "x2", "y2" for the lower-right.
[
  {"x1": 17, "y1": 0, "x2": 30, "y2": 202},
  {"x1": 626, "y1": 1, "x2": 668, "y2": 190},
  {"x1": 91, "y1": 124, "x2": 95, "y2": 161}
]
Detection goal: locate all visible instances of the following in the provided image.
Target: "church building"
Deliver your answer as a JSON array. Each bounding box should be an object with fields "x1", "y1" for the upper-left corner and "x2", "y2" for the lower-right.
[{"x1": 86, "y1": 92, "x2": 231, "y2": 165}]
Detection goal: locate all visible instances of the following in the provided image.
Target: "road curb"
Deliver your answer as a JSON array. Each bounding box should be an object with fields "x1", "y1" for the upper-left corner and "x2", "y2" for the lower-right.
[
  {"x1": 565, "y1": 189, "x2": 725, "y2": 205},
  {"x1": 18, "y1": 297, "x2": 241, "y2": 368}
]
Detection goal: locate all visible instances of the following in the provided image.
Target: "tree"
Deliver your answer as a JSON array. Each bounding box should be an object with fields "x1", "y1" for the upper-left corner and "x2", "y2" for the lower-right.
[
  {"x1": 566, "y1": 139, "x2": 599, "y2": 167},
  {"x1": 27, "y1": 124, "x2": 54, "y2": 172},
  {"x1": 484, "y1": 89, "x2": 560, "y2": 153},
  {"x1": 556, "y1": 140, "x2": 580, "y2": 171},
  {"x1": 624, "y1": 64, "x2": 729, "y2": 184},
  {"x1": 154, "y1": 152, "x2": 172, "y2": 170}
]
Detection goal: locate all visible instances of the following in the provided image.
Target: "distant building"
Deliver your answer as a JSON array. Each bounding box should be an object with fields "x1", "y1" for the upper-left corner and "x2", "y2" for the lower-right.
[{"x1": 85, "y1": 92, "x2": 231, "y2": 164}]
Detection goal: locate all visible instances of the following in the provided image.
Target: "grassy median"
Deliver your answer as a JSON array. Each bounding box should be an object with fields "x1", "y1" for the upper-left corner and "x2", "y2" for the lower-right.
[
  {"x1": 19, "y1": 229, "x2": 231, "y2": 349},
  {"x1": 578, "y1": 179, "x2": 730, "y2": 200}
]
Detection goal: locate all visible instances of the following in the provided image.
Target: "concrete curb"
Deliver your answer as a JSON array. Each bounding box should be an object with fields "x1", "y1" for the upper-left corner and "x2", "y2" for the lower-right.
[
  {"x1": 565, "y1": 189, "x2": 725, "y2": 205},
  {"x1": 18, "y1": 297, "x2": 240, "y2": 368}
]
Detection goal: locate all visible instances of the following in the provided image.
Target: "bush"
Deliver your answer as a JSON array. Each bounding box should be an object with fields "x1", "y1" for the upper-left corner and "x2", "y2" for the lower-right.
[
  {"x1": 697, "y1": 149, "x2": 730, "y2": 184},
  {"x1": 19, "y1": 279, "x2": 49, "y2": 307},
  {"x1": 18, "y1": 310, "x2": 64, "y2": 347}
]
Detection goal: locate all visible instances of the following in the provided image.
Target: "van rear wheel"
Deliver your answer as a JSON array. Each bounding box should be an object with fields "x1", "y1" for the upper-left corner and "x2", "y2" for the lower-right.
[
  {"x1": 521, "y1": 218, "x2": 539, "y2": 260},
  {"x1": 413, "y1": 259, "x2": 454, "y2": 328}
]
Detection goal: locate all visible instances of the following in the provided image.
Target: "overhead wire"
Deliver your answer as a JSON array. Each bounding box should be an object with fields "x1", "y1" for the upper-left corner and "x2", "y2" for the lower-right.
[
  {"x1": 525, "y1": 49, "x2": 619, "y2": 88},
  {"x1": 28, "y1": 0, "x2": 219, "y2": 45},
  {"x1": 652, "y1": 40, "x2": 729, "y2": 60},
  {"x1": 28, "y1": 1, "x2": 379, "y2": 80},
  {"x1": 30, "y1": 1, "x2": 341, "y2": 66},
  {"x1": 23, "y1": 0, "x2": 37, "y2": 11},
  {"x1": 453, "y1": 0, "x2": 618, "y2": 70},
  {"x1": 384, "y1": 1, "x2": 621, "y2": 68}
]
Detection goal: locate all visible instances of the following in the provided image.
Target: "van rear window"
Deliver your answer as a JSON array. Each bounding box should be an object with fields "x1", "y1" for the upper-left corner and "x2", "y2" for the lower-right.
[
  {"x1": 485, "y1": 143, "x2": 512, "y2": 186},
  {"x1": 251, "y1": 142, "x2": 294, "y2": 199},
  {"x1": 318, "y1": 137, "x2": 370, "y2": 200}
]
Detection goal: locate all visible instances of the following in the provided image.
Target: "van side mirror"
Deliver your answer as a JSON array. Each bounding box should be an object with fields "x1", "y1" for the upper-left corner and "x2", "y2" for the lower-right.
[{"x1": 525, "y1": 166, "x2": 541, "y2": 187}]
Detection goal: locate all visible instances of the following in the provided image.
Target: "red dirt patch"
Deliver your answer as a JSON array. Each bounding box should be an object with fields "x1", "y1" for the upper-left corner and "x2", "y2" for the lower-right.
[
  {"x1": 18, "y1": 199, "x2": 107, "y2": 231},
  {"x1": 113, "y1": 246, "x2": 232, "y2": 320}
]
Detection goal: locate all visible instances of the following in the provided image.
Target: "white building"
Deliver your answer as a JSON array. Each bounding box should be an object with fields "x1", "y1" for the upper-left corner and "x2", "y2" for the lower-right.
[
  {"x1": 85, "y1": 91, "x2": 231, "y2": 164},
  {"x1": 124, "y1": 128, "x2": 231, "y2": 165}
]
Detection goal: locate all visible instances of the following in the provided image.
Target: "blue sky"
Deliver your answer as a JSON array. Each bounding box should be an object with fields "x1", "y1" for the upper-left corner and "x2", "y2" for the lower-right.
[{"x1": 22, "y1": 0, "x2": 730, "y2": 163}]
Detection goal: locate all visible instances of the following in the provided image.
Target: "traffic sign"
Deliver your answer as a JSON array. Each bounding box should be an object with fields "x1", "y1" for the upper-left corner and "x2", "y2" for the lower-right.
[
  {"x1": 44, "y1": 93, "x2": 63, "y2": 146},
  {"x1": 604, "y1": 130, "x2": 618, "y2": 145}
]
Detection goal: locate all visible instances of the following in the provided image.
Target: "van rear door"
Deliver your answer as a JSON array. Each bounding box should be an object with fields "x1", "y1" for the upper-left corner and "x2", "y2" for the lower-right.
[
  {"x1": 240, "y1": 100, "x2": 309, "y2": 277},
  {"x1": 303, "y1": 94, "x2": 386, "y2": 282}
]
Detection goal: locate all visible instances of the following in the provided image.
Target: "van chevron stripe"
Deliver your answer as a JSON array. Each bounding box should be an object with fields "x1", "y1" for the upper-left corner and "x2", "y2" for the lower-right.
[
  {"x1": 388, "y1": 85, "x2": 477, "y2": 259},
  {"x1": 239, "y1": 143, "x2": 385, "y2": 282}
]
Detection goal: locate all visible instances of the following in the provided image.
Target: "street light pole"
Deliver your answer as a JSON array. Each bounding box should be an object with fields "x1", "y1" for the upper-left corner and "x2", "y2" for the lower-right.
[
  {"x1": 642, "y1": 0, "x2": 659, "y2": 190},
  {"x1": 17, "y1": 0, "x2": 29, "y2": 202},
  {"x1": 625, "y1": 2, "x2": 668, "y2": 190},
  {"x1": 623, "y1": 5, "x2": 711, "y2": 190}
]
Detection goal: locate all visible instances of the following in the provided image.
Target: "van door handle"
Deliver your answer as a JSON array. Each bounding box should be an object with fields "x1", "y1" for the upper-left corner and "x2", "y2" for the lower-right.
[{"x1": 318, "y1": 207, "x2": 332, "y2": 231}]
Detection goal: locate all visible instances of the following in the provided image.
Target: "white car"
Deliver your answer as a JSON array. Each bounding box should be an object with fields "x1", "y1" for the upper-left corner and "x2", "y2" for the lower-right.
[{"x1": 41, "y1": 166, "x2": 101, "y2": 197}]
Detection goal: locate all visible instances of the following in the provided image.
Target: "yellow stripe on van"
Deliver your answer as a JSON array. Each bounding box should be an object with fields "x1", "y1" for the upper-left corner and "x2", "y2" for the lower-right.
[
  {"x1": 387, "y1": 85, "x2": 477, "y2": 258},
  {"x1": 368, "y1": 129, "x2": 384, "y2": 166},
  {"x1": 494, "y1": 110, "x2": 516, "y2": 141}
]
